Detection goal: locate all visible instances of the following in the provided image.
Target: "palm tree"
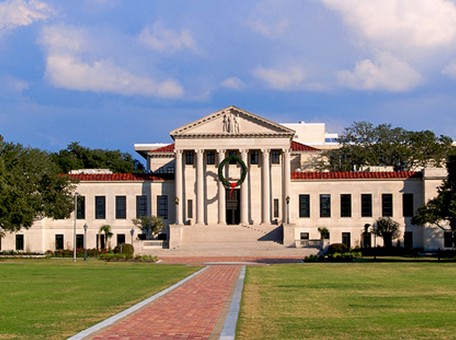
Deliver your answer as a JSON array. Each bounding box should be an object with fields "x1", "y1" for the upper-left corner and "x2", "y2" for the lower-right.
[
  {"x1": 374, "y1": 217, "x2": 400, "y2": 248},
  {"x1": 98, "y1": 224, "x2": 113, "y2": 251},
  {"x1": 132, "y1": 216, "x2": 163, "y2": 240}
]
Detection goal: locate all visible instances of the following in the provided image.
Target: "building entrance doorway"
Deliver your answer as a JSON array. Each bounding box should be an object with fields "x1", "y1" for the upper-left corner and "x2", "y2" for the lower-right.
[{"x1": 226, "y1": 189, "x2": 240, "y2": 225}]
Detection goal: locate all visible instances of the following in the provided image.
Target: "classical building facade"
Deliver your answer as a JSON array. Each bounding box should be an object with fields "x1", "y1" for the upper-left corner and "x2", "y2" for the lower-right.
[{"x1": 0, "y1": 106, "x2": 450, "y2": 253}]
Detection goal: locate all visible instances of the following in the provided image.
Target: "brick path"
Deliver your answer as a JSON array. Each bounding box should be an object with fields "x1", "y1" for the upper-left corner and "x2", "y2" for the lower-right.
[{"x1": 88, "y1": 265, "x2": 242, "y2": 339}]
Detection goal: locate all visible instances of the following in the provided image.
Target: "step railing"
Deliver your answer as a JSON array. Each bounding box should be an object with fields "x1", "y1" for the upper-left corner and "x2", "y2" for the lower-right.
[{"x1": 295, "y1": 239, "x2": 323, "y2": 249}]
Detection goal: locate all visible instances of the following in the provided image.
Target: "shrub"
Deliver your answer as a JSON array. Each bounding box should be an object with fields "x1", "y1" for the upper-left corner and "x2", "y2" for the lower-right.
[
  {"x1": 113, "y1": 243, "x2": 134, "y2": 258},
  {"x1": 328, "y1": 243, "x2": 349, "y2": 255}
]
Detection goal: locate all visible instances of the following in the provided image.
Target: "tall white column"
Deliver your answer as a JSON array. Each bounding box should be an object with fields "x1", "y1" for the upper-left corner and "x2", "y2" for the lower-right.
[
  {"x1": 240, "y1": 149, "x2": 248, "y2": 225},
  {"x1": 217, "y1": 149, "x2": 226, "y2": 225},
  {"x1": 283, "y1": 149, "x2": 291, "y2": 224},
  {"x1": 261, "y1": 149, "x2": 270, "y2": 225},
  {"x1": 174, "y1": 150, "x2": 183, "y2": 225},
  {"x1": 196, "y1": 149, "x2": 205, "y2": 225}
]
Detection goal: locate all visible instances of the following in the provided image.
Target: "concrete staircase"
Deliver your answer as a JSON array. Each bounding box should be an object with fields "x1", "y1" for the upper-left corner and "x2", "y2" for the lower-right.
[{"x1": 148, "y1": 224, "x2": 319, "y2": 257}]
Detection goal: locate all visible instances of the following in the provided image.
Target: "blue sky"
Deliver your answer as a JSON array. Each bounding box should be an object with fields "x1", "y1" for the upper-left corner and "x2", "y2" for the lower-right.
[{"x1": 1, "y1": 0, "x2": 456, "y2": 155}]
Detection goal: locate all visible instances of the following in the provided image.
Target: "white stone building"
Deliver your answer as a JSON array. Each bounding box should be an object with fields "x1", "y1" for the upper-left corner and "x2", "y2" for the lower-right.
[{"x1": 0, "y1": 106, "x2": 450, "y2": 254}]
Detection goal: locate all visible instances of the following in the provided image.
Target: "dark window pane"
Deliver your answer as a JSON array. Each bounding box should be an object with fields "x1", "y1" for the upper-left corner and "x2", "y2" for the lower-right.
[
  {"x1": 157, "y1": 195, "x2": 168, "y2": 219},
  {"x1": 361, "y1": 194, "x2": 372, "y2": 217},
  {"x1": 77, "y1": 196, "x2": 85, "y2": 219},
  {"x1": 402, "y1": 193, "x2": 414, "y2": 217},
  {"x1": 271, "y1": 150, "x2": 281, "y2": 164},
  {"x1": 299, "y1": 194, "x2": 310, "y2": 218},
  {"x1": 55, "y1": 234, "x2": 64, "y2": 250},
  {"x1": 207, "y1": 151, "x2": 215, "y2": 165},
  {"x1": 382, "y1": 194, "x2": 393, "y2": 217},
  {"x1": 340, "y1": 194, "x2": 352, "y2": 217},
  {"x1": 342, "y1": 232, "x2": 351, "y2": 247},
  {"x1": 136, "y1": 195, "x2": 148, "y2": 218},
  {"x1": 250, "y1": 151, "x2": 259, "y2": 164},
  {"x1": 273, "y1": 199, "x2": 279, "y2": 218},
  {"x1": 185, "y1": 151, "x2": 194, "y2": 165},
  {"x1": 116, "y1": 196, "x2": 127, "y2": 219},
  {"x1": 320, "y1": 194, "x2": 331, "y2": 218},
  {"x1": 95, "y1": 196, "x2": 106, "y2": 219},
  {"x1": 15, "y1": 235, "x2": 24, "y2": 251}
]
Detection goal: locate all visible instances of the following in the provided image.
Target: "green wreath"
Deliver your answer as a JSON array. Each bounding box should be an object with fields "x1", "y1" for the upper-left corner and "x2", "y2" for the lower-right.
[{"x1": 218, "y1": 154, "x2": 248, "y2": 191}]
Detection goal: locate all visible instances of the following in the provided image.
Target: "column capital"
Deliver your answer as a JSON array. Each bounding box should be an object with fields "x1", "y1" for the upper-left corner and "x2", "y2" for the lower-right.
[
  {"x1": 282, "y1": 148, "x2": 291, "y2": 155},
  {"x1": 174, "y1": 149, "x2": 183, "y2": 156},
  {"x1": 217, "y1": 149, "x2": 226, "y2": 154},
  {"x1": 195, "y1": 149, "x2": 204, "y2": 155},
  {"x1": 261, "y1": 148, "x2": 270, "y2": 154}
]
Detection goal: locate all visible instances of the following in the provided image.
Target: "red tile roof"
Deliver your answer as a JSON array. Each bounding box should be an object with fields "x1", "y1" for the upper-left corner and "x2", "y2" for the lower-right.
[
  {"x1": 150, "y1": 143, "x2": 175, "y2": 153},
  {"x1": 68, "y1": 173, "x2": 171, "y2": 182},
  {"x1": 291, "y1": 171, "x2": 421, "y2": 180},
  {"x1": 290, "y1": 141, "x2": 320, "y2": 152}
]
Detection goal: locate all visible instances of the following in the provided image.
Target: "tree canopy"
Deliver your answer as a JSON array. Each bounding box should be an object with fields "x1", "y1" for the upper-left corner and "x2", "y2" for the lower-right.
[
  {"x1": 51, "y1": 142, "x2": 144, "y2": 174},
  {"x1": 325, "y1": 122, "x2": 454, "y2": 171},
  {"x1": 0, "y1": 138, "x2": 75, "y2": 232},
  {"x1": 412, "y1": 156, "x2": 456, "y2": 244}
]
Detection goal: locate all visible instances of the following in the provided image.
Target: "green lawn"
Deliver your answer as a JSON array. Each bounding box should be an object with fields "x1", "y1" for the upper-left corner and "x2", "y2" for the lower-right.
[
  {"x1": 237, "y1": 262, "x2": 456, "y2": 340},
  {"x1": 0, "y1": 259, "x2": 199, "y2": 339}
]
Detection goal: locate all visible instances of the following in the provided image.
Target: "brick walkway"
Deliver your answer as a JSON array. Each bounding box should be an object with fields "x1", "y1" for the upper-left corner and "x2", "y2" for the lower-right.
[{"x1": 88, "y1": 265, "x2": 242, "y2": 339}]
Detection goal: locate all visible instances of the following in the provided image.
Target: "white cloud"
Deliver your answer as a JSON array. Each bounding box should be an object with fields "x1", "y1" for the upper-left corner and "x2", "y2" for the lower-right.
[
  {"x1": 221, "y1": 77, "x2": 245, "y2": 89},
  {"x1": 337, "y1": 52, "x2": 422, "y2": 92},
  {"x1": 0, "y1": 0, "x2": 54, "y2": 32},
  {"x1": 39, "y1": 24, "x2": 184, "y2": 98},
  {"x1": 322, "y1": 0, "x2": 456, "y2": 53},
  {"x1": 442, "y1": 60, "x2": 456, "y2": 78},
  {"x1": 138, "y1": 21, "x2": 197, "y2": 53},
  {"x1": 247, "y1": 17, "x2": 289, "y2": 39},
  {"x1": 254, "y1": 66, "x2": 306, "y2": 90}
]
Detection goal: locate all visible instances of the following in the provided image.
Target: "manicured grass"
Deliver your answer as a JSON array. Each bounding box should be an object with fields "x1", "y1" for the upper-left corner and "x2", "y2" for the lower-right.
[
  {"x1": 237, "y1": 263, "x2": 456, "y2": 340},
  {"x1": 0, "y1": 259, "x2": 199, "y2": 339}
]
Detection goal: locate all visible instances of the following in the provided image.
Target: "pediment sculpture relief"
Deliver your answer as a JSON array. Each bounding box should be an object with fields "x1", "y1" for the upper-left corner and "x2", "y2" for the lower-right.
[{"x1": 222, "y1": 111, "x2": 240, "y2": 134}]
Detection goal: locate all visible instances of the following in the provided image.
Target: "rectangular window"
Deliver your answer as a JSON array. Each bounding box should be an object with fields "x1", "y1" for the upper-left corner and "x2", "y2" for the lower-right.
[
  {"x1": 271, "y1": 150, "x2": 281, "y2": 164},
  {"x1": 250, "y1": 150, "x2": 259, "y2": 165},
  {"x1": 15, "y1": 235, "x2": 24, "y2": 251},
  {"x1": 55, "y1": 234, "x2": 64, "y2": 250},
  {"x1": 342, "y1": 232, "x2": 351, "y2": 248},
  {"x1": 382, "y1": 194, "x2": 393, "y2": 217},
  {"x1": 228, "y1": 150, "x2": 237, "y2": 164},
  {"x1": 96, "y1": 234, "x2": 105, "y2": 250},
  {"x1": 299, "y1": 194, "x2": 310, "y2": 218},
  {"x1": 340, "y1": 194, "x2": 352, "y2": 217},
  {"x1": 300, "y1": 232, "x2": 310, "y2": 240},
  {"x1": 404, "y1": 231, "x2": 413, "y2": 249},
  {"x1": 76, "y1": 234, "x2": 84, "y2": 249},
  {"x1": 444, "y1": 231, "x2": 453, "y2": 248},
  {"x1": 187, "y1": 199, "x2": 193, "y2": 219},
  {"x1": 320, "y1": 194, "x2": 331, "y2": 218},
  {"x1": 206, "y1": 151, "x2": 215, "y2": 165},
  {"x1": 95, "y1": 196, "x2": 106, "y2": 219},
  {"x1": 361, "y1": 194, "x2": 372, "y2": 217},
  {"x1": 77, "y1": 196, "x2": 85, "y2": 219},
  {"x1": 117, "y1": 234, "x2": 126, "y2": 245},
  {"x1": 116, "y1": 196, "x2": 127, "y2": 219},
  {"x1": 157, "y1": 195, "x2": 168, "y2": 220},
  {"x1": 185, "y1": 151, "x2": 194, "y2": 165},
  {"x1": 136, "y1": 195, "x2": 148, "y2": 218},
  {"x1": 402, "y1": 193, "x2": 414, "y2": 217},
  {"x1": 273, "y1": 198, "x2": 279, "y2": 218}
]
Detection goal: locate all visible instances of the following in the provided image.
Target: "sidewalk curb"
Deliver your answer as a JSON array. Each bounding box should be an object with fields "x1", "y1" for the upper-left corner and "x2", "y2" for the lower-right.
[{"x1": 219, "y1": 265, "x2": 246, "y2": 340}]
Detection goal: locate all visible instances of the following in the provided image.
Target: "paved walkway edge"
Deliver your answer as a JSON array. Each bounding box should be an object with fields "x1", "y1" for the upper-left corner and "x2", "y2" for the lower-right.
[
  {"x1": 67, "y1": 266, "x2": 209, "y2": 340},
  {"x1": 219, "y1": 265, "x2": 246, "y2": 340}
]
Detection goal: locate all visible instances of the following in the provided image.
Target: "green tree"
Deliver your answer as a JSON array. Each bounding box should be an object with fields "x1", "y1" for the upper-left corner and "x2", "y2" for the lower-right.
[
  {"x1": 98, "y1": 224, "x2": 113, "y2": 251},
  {"x1": 325, "y1": 122, "x2": 453, "y2": 171},
  {"x1": 374, "y1": 217, "x2": 401, "y2": 248},
  {"x1": 0, "y1": 138, "x2": 75, "y2": 232},
  {"x1": 412, "y1": 155, "x2": 456, "y2": 248},
  {"x1": 52, "y1": 142, "x2": 144, "y2": 173},
  {"x1": 132, "y1": 216, "x2": 164, "y2": 240}
]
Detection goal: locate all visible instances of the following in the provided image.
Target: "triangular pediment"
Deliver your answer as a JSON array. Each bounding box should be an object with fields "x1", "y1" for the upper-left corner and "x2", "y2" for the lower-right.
[{"x1": 170, "y1": 106, "x2": 295, "y2": 139}]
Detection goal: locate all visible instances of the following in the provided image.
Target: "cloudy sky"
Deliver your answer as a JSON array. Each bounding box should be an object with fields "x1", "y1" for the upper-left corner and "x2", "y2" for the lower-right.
[{"x1": 1, "y1": 0, "x2": 456, "y2": 154}]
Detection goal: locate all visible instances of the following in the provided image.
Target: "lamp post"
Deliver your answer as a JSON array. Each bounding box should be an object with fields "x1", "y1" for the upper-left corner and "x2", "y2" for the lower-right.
[
  {"x1": 83, "y1": 223, "x2": 88, "y2": 261},
  {"x1": 130, "y1": 228, "x2": 135, "y2": 245},
  {"x1": 73, "y1": 192, "x2": 78, "y2": 262},
  {"x1": 286, "y1": 196, "x2": 290, "y2": 224},
  {"x1": 372, "y1": 223, "x2": 377, "y2": 260}
]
